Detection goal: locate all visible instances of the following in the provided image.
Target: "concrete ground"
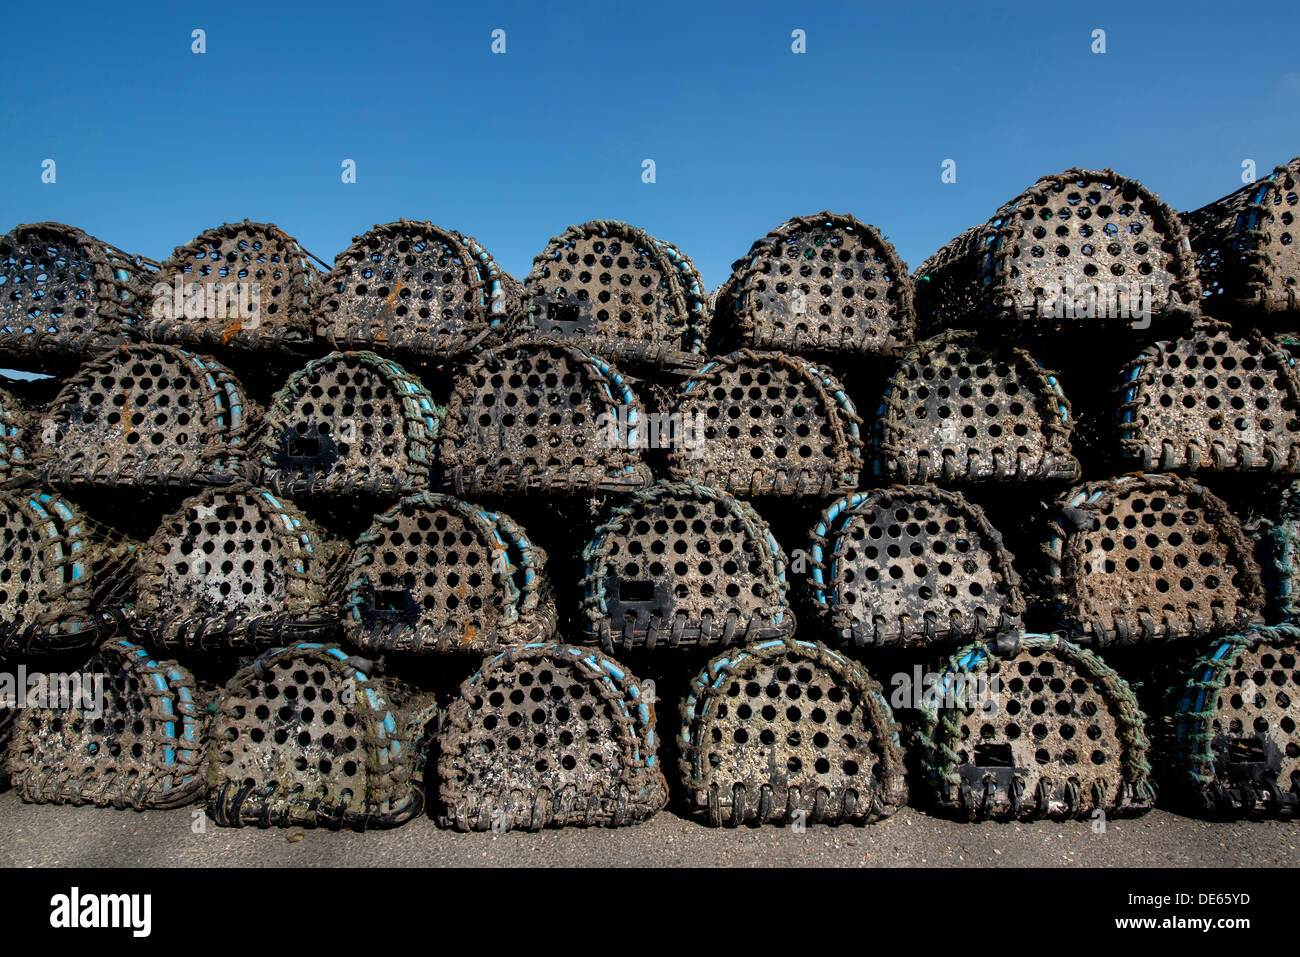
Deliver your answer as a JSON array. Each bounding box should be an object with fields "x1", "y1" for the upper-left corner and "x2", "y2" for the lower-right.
[{"x1": 1, "y1": 792, "x2": 1295, "y2": 868}]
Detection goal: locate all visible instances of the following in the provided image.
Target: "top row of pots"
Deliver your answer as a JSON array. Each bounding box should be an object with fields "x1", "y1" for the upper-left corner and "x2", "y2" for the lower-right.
[{"x1": 2, "y1": 162, "x2": 1297, "y2": 368}]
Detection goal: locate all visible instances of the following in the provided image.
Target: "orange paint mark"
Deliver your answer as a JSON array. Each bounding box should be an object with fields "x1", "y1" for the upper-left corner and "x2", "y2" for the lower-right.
[
  {"x1": 385, "y1": 278, "x2": 405, "y2": 309},
  {"x1": 121, "y1": 390, "x2": 135, "y2": 448}
]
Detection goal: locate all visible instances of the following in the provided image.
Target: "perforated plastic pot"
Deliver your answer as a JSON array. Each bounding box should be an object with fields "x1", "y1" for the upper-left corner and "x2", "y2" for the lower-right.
[
  {"x1": 0, "y1": 386, "x2": 29, "y2": 481},
  {"x1": 498, "y1": 270, "x2": 523, "y2": 316},
  {"x1": 437, "y1": 643, "x2": 666, "y2": 831},
  {"x1": 439, "y1": 336, "x2": 653, "y2": 495},
  {"x1": 0, "y1": 490, "x2": 100, "y2": 654},
  {"x1": 920, "y1": 632, "x2": 1156, "y2": 821},
  {"x1": 808, "y1": 485, "x2": 1025, "y2": 649},
  {"x1": 316, "y1": 220, "x2": 515, "y2": 357},
  {"x1": 1261, "y1": 482, "x2": 1300, "y2": 621},
  {"x1": 709, "y1": 278, "x2": 734, "y2": 325},
  {"x1": 1046, "y1": 474, "x2": 1265, "y2": 646},
  {"x1": 261, "y1": 351, "x2": 444, "y2": 496},
  {"x1": 0, "y1": 222, "x2": 157, "y2": 358},
  {"x1": 33, "y1": 344, "x2": 250, "y2": 488},
  {"x1": 343, "y1": 493, "x2": 556, "y2": 655},
  {"x1": 131, "y1": 486, "x2": 340, "y2": 651},
  {"x1": 581, "y1": 480, "x2": 794, "y2": 651},
  {"x1": 142, "y1": 220, "x2": 322, "y2": 352},
  {"x1": 1172, "y1": 623, "x2": 1300, "y2": 816},
  {"x1": 5, "y1": 637, "x2": 208, "y2": 810},
  {"x1": 1183, "y1": 156, "x2": 1300, "y2": 316},
  {"x1": 521, "y1": 220, "x2": 708, "y2": 371},
  {"x1": 720, "y1": 212, "x2": 915, "y2": 356},
  {"x1": 914, "y1": 168, "x2": 1199, "y2": 333},
  {"x1": 1118, "y1": 320, "x2": 1300, "y2": 472},
  {"x1": 655, "y1": 236, "x2": 709, "y2": 337},
  {"x1": 667, "y1": 350, "x2": 863, "y2": 496},
  {"x1": 206, "y1": 642, "x2": 439, "y2": 830},
  {"x1": 875, "y1": 331, "x2": 1079, "y2": 483},
  {"x1": 680, "y1": 638, "x2": 906, "y2": 827}
]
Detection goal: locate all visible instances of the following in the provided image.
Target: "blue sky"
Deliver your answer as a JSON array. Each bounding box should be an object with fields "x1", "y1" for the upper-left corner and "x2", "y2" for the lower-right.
[{"x1": 1, "y1": 0, "x2": 1295, "y2": 291}]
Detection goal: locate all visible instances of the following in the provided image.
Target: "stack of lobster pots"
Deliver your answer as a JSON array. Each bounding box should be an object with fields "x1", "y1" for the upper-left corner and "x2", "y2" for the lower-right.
[{"x1": 0, "y1": 158, "x2": 1296, "y2": 832}]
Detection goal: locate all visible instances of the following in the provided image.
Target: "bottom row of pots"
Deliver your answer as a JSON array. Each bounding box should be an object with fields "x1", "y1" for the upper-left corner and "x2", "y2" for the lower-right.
[{"x1": 3, "y1": 625, "x2": 1298, "y2": 829}]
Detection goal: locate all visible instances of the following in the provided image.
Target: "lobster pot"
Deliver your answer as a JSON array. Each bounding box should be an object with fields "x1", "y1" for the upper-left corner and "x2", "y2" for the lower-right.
[
  {"x1": 439, "y1": 337, "x2": 653, "y2": 495},
  {"x1": 4, "y1": 638, "x2": 207, "y2": 810},
  {"x1": 808, "y1": 486, "x2": 1025, "y2": 649},
  {"x1": 498, "y1": 270, "x2": 524, "y2": 314},
  {"x1": 718, "y1": 212, "x2": 915, "y2": 356},
  {"x1": 1118, "y1": 320, "x2": 1300, "y2": 472},
  {"x1": 206, "y1": 643, "x2": 438, "y2": 829},
  {"x1": 1046, "y1": 475, "x2": 1264, "y2": 647},
  {"x1": 1278, "y1": 331, "x2": 1300, "y2": 360},
  {"x1": 142, "y1": 220, "x2": 321, "y2": 352},
  {"x1": 342, "y1": 493, "x2": 556, "y2": 655},
  {"x1": 1172, "y1": 624, "x2": 1300, "y2": 816},
  {"x1": 34, "y1": 344, "x2": 250, "y2": 488},
  {"x1": 581, "y1": 481, "x2": 794, "y2": 650},
  {"x1": 1183, "y1": 156, "x2": 1300, "y2": 316},
  {"x1": 1261, "y1": 482, "x2": 1300, "y2": 621},
  {"x1": 914, "y1": 168, "x2": 1199, "y2": 334},
  {"x1": 0, "y1": 222, "x2": 157, "y2": 359},
  {"x1": 875, "y1": 331, "x2": 1080, "y2": 483},
  {"x1": 656, "y1": 236, "x2": 709, "y2": 336},
  {"x1": 0, "y1": 490, "x2": 102, "y2": 654},
  {"x1": 680, "y1": 638, "x2": 907, "y2": 827},
  {"x1": 709, "y1": 280, "x2": 733, "y2": 324},
  {"x1": 667, "y1": 350, "x2": 863, "y2": 496},
  {"x1": 437, "y1": 643, "x2": 667, "y2": 831},
  {"x1": 316, "y1": 220, "x2": 515, "y2": 358},
  {"x1": 521, "y1": 220, "x2": 708, "y2": 371},
  {"x1": 920, "y1": 633, "x2": 1155, "y2": 821},
  {"x1": 0, "y1": 386, "x2": 29, "y2": 481},
  {"x1": 261, "y1": 352, "x2": 444, "y2": 496},
  {"x1": 131, "y1": 486, "x2": 340, "y2": 651}
]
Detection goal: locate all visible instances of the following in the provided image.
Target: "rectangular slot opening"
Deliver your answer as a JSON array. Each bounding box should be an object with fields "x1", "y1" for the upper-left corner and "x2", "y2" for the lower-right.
[
  {"x1": 373, "y1": 590, "x2": 408, "y2": 613},
  {"x1": 618, "y1": 580, "x2": 657, "y2": 604},
  {"x1": 288, "y1": 434, "x2": 321, "y2": 458},
  {"x1": 546, "y1": 303, "x2": 580, "y2": 327},
  {"x1": 973, "y1": 743, "x2": 1014, "y2": 768},
  {"x1": 1227, "y1": 737, "x2": 1266, "y2": 764}
]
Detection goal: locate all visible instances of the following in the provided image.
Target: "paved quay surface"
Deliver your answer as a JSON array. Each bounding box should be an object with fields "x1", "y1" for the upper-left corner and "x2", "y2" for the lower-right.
[{"x1": 1, "y1": 793, "x2": 1294, "y2": 868}]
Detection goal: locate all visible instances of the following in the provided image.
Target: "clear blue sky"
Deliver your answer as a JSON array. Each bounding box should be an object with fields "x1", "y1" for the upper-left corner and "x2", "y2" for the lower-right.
[{"x1": 1, "y1": 0, "x2": 1295, "y2": 291}]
